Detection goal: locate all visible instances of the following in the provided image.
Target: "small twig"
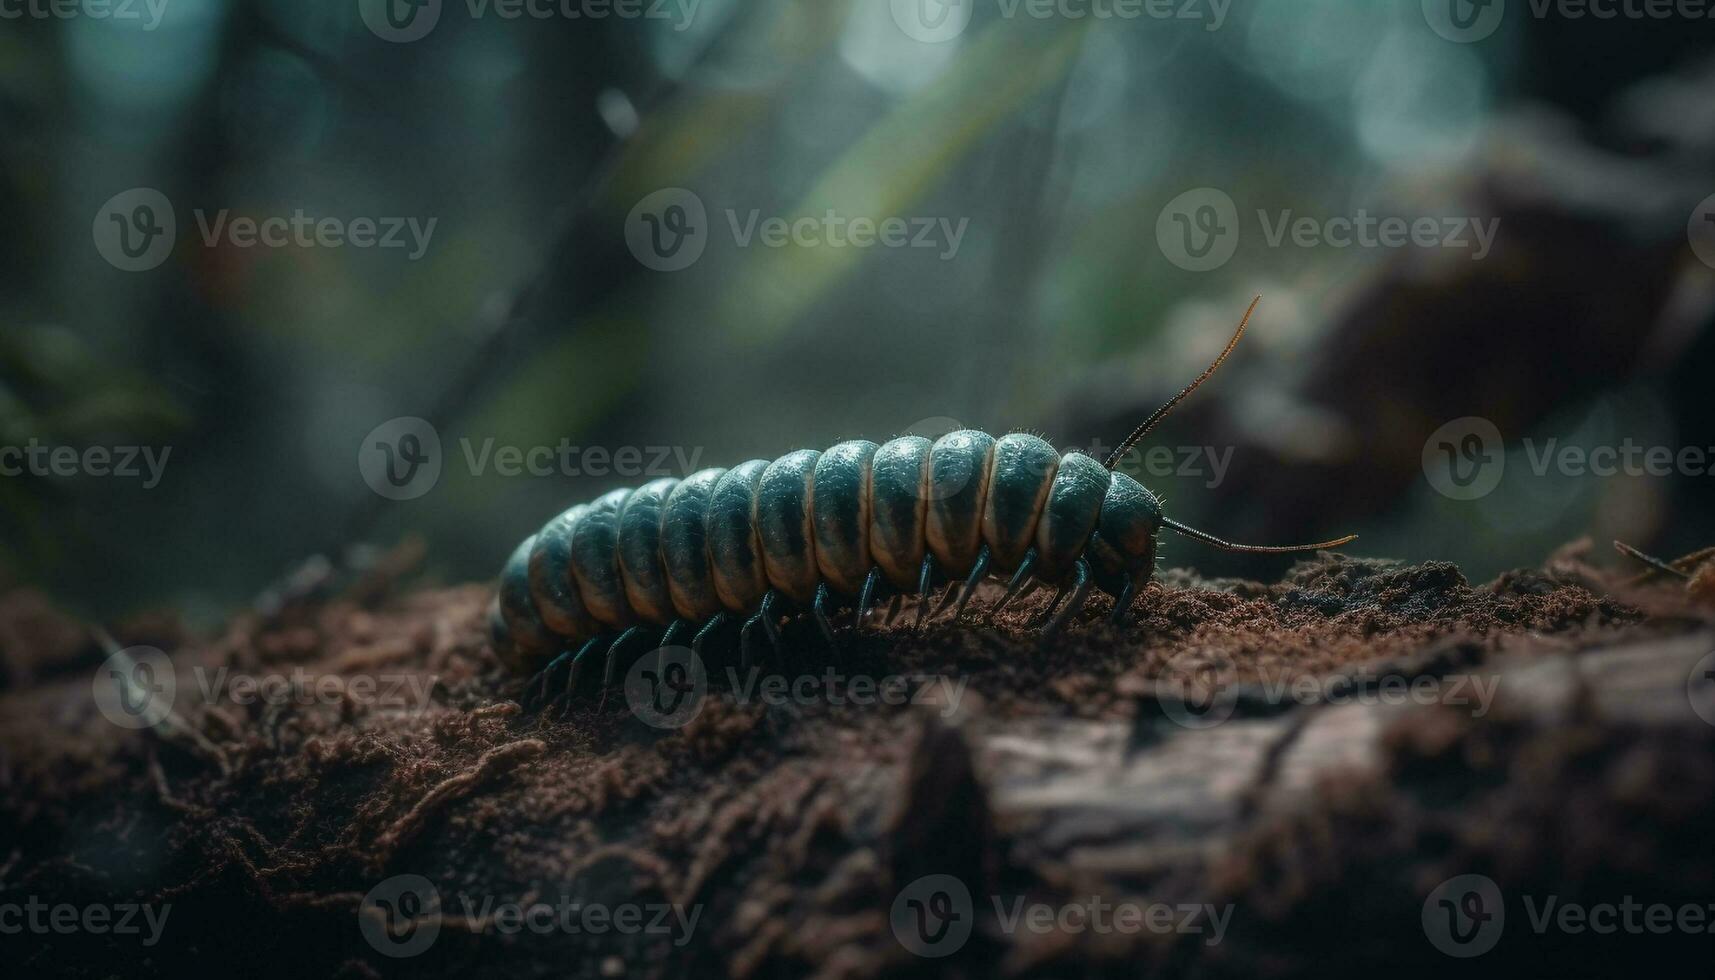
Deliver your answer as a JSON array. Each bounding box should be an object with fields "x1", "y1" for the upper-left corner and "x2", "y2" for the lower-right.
[
  {"x1": 374, "y1": 740, "x2": 546, "y2": 861},
  {"x1": 1614, "y1": 540, "x2": 1694, "y2": 582}
]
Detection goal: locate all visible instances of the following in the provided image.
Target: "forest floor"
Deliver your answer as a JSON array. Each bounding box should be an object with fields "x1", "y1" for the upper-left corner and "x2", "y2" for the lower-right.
[{"x1": 2, "y1": 541, "x2": 1714, "y2": 978}]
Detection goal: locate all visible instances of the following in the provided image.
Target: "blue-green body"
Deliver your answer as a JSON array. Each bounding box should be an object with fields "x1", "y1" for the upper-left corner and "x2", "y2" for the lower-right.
[
  {"x1": 491, "y1": 429, "x2": 1167, "y2": 671},
  {"x1": 706, "y1": 460, "x2": 770, "y2": 612},
  {"x1": 811, "y1": 440, "x2": 880, "y2": 595},
  {"x1": 659, "y1": 468, "x2": 727, "y2": 621}
]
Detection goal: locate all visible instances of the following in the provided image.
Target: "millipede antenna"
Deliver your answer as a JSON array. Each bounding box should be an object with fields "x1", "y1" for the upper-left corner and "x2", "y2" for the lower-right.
[
  {"x1": 1162, "y1": 517, "x2": 1356, "y2": 554},
  {"x1": 1103, "y1": 295, "x2": 1260, "y2": 471}
]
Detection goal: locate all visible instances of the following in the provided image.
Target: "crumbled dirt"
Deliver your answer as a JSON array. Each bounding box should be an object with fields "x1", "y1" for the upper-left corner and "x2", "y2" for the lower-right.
[{"x1": 1, "y1": 542, "x2": 1710, "y2": 978}]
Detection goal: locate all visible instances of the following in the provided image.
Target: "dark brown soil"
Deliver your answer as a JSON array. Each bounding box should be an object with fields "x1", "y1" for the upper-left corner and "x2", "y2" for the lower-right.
[{"x1": 2, "y1": 542, "x2": 1712, "y2": 978}]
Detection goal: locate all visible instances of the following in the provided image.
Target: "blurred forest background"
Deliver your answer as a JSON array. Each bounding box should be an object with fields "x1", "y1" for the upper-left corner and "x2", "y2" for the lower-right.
[{"x1": 2, "y1": 0, "x2": 1713, "y2": 628}]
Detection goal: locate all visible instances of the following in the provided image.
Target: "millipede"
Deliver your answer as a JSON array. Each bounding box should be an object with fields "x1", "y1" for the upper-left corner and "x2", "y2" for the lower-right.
[{"x1": 489, "y1": 298, "x2": 1356, "y2": 703}]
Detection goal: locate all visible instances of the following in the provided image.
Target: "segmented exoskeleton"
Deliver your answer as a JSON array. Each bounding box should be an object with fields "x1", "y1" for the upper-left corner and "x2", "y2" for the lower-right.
[{"x1": 490, "y1": 299, "x2": 1356, "y2": 701}]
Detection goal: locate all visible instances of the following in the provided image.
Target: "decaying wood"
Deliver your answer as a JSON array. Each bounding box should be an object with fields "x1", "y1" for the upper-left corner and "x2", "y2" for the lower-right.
[{"x1": 1, "y1": 552, "x2": 1712, "y2": 978}]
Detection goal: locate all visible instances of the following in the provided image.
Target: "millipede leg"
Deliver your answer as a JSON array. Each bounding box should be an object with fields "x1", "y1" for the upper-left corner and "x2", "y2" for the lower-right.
[
  {"x1": 598, "y1": 626, "x2": 643, "y2": 708},
  {"x1": 944, "y1": 545, "x2": 991, "y2": 621},
  {"x1": 661, "y1": 620, "x2": 688, "y2": 649},
  {"x1": 856, "y1": 567, "x2": 882, "y2": 630},
  {"x1": 884, "y1": 594, "x2": 904, "y2": 626},
  {"x1": 564, "y1": 636, "x2": 603, "y2": 700},
  {"x1": 915, "y1": 554, "x2": 937, "y2": 629},
  {"x1": 649, "y1": 621, "x2": 689, "y2": 690},
  {"x1": 1109, "y1": 573, "x2": 1136, "y2": 626},
  {"x1": 1042, "y1": 560, "x2": 1092, "y2": 639},
  {"x1": 1034, "y1": 582, "x2": 1070, "y2": 629},
  {"x1": 759, "y1": 590, "x2": 784, "y2": 655},
  {"x1": 528, "y1": 647, "x2": 574, "y2": 707},
  {"x1": 812, "y1": 583, "x2": 838, "y2": 651},
  {"x1": 740, "y1": 611, "x2": 765, "y2": 671},
  {"x1": 691, "y1": 612, "x2": 726, "y2": 659},
  {"x1": 987, "y1": 548, "x2": 1038, "y2": 625}
]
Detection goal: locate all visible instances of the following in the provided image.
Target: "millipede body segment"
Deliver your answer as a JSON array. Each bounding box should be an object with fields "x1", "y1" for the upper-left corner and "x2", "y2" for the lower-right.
[{"x1": 489, "y1": 299, "x2": 1357, "y2": 698}]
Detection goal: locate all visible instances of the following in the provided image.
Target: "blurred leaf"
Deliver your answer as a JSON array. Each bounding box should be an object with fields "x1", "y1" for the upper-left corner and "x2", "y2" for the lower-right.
[{"x1": 715, "y1": 19, "x2": 1091, "y2": 344}]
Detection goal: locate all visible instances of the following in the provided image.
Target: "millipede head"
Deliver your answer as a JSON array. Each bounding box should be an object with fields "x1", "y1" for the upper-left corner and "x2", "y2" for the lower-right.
[{"x1": 1096, "y1": 297, "x2": 1357, "y2": 607}]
